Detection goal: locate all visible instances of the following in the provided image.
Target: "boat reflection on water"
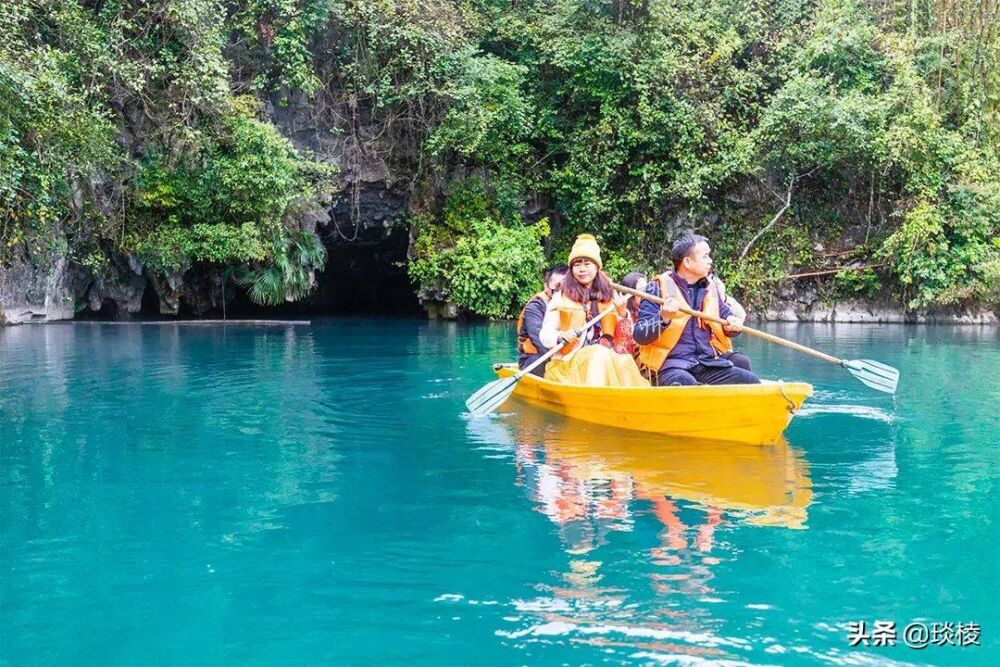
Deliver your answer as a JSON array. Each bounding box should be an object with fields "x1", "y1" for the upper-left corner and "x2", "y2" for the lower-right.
[
  {"x1": 505, "y1": 404, "x2": 812, "y2": 545},
  {"x1": 478, "y1": 405, "x2": 814, "y2": 660}
]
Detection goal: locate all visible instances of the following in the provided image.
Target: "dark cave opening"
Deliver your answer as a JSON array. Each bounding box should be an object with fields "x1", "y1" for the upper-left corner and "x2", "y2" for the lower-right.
[
  {"x1": 311, "y1": 225, "x2": 423, "y2": 316},
  {"x1": 222, "y1": 223, "x2": 423, "y2": 318}
]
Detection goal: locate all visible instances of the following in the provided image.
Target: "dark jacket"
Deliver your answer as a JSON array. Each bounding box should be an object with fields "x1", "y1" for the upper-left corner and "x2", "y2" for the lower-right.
[{"x1": 633, "y1": 274, "x2": 738, "y2": 371}]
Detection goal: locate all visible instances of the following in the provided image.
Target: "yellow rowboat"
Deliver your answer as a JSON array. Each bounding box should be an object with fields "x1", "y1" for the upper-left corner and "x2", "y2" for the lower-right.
[{"x1": 493, "y1": 364, "x2": 812, "y2": 445}]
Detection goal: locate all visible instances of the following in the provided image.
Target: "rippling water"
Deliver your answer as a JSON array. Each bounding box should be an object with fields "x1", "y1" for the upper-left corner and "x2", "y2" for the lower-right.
[{"x1": 1, "y1": 320, "x2": 997, "y2": 665}]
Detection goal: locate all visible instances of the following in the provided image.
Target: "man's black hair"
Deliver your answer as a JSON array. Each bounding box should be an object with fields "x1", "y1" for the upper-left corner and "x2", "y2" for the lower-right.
[
  {"x1": 670, "y1": 233, "x2": 708, "y2": 270},
  {"x1": 544, "y1": 264, "x2": 569, "y2": 282}
]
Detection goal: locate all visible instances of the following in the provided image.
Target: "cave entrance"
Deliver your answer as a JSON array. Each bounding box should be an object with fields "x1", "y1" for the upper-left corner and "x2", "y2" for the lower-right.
[
  {"x1": 311, "y1": 224, "x2": 422, "y2": 316},
  {"x1": 226, "y1": 222, "x2": 422, "y2": 318}
]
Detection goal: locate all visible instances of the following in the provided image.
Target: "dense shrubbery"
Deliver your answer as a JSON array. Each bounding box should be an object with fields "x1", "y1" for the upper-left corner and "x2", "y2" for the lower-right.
[
  {"x1": 409, "y1": 179, "x2": 548, "y2": 318},
  {"x1": 130, "y1": 96, "x2": 333, "y2": 303},
  {"x1": 0, "y1": 1, "x2": 120, "y2": 255},
  {"x1": 368, "y1": 0, "x2": 997, "y2": 313},
  {"x1": 1, "y1": 1, "x2": 335, "y2": 306},
  {"x1": 1, "y1": 0, "x2": 997, "y2": 315}
]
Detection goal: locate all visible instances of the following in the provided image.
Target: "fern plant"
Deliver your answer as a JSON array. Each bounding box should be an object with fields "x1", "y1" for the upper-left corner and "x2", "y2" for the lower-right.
[{"x1": 238, "y1": 233, "x2": 327, "y2": 305}]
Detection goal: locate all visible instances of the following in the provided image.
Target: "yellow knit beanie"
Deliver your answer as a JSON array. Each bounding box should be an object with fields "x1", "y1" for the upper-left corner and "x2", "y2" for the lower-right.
[{"x1": 568, "y1": 234, "x2": 602, "y2": 270}]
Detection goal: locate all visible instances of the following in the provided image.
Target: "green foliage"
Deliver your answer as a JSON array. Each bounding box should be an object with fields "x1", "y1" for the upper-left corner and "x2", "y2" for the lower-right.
[
  {"x1": 1, "y1": 1, "x2": 337, "y2": 307},
  {"x1": 238, "y1": 231, "x2": 327, "y2": 305},
  {"x1": 428, "y1": 49, "x2": 534, "y2": 173},
  {"x1": 233, "y1": 0, "x2": 336, "y2": 97},
  {"x1": 408, "y1": 179, "x2": 548, "y2": 318},
  {"x1": 445, "y1": 218, "x2": 550, "y2": 318},
  {"x1": 600, "y1": 251, "x2": 652, "y2": 285},
  {"x1": 713, "y1": 223, "x2": 815, "y2": 306},
  {"x1": 2, "y1": 0, "x2": 998, "y2": 315},
  {"x1": 835, "y1": 267, "x2": 881, "y2": 300},
  {"x1": 133, "y1": 96, "x2": 320, "y2": 232},
  {"x1": 0, "y1": 2, "x2": 120, "y2": 256},
  {"x1": 882, "y1": 189, "x2": 999, "y2": 307},
  {"x1": 130, "y1": 96, "x2": 334, "y2": 301},
  {"x1": 135, "y1": 223, "x2": 267, "y2": 274}
]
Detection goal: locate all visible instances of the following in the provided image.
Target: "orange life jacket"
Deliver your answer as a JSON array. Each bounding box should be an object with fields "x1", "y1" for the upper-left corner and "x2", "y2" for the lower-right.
[
  {"x1": 555, "y1": 294, "x2": 618, "y2": 355},
  {"x1": 636, "y1": 273, "x2": 732, "y2": 371},
  {"x1": 517, "y1": 291, "x2": 550, "y2": 355}
]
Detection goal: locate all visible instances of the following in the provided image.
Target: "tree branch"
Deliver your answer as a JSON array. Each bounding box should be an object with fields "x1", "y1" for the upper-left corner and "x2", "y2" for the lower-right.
[
  {"x1": 740, "y1": 168, "x2": 819, "y2": 260},
  {"x1": 740, "y1": 174, "x2": 794, "y2": 260}
]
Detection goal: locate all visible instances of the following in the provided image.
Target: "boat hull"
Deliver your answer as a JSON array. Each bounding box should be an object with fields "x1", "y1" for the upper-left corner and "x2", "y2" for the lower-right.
[{"x1": 494, "y1": 364, "x2": 812, "y2": 445}]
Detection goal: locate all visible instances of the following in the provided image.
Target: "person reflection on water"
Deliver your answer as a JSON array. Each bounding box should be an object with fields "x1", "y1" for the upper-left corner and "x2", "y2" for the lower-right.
[{"x1": 513, "y1": 434, "x2": 724, "y2": 598}]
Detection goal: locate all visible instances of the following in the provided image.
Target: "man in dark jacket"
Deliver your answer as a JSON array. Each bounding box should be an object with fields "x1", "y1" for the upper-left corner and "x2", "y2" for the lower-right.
[
  {"x1": 517, "y1": 264, "x2": 569, "y2": 376},
  {"x1": 634, "y1": 234, "x2": 759, "y2": 386}
]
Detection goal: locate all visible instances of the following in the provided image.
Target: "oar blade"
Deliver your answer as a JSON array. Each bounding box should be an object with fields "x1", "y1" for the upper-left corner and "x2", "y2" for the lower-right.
[
  {"x1": 465, "y1": 376, "x2": 517, "y2": 417},
  {"x1": 844, "y1": 359, "x2": 899, "y2": 394},
  {"x1": 470, "y1": 386, "x2": 516, "y2": 417},
  {"x1": 465, "y1": 376, "x2": 505, "y2": 408}
]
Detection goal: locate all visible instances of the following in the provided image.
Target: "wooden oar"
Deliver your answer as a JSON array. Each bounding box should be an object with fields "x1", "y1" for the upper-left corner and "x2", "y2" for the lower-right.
[
  {"x1": 465, "y1": 303, "x2": 619, "y2": 416},
  {"x1": 611, "y1": 281, "x2": 899, "y2": 394}
]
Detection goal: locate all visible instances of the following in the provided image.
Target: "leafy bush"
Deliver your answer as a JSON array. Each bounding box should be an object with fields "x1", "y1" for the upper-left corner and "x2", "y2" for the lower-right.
[
  {"x1": 134, "y1": 223, "x2": 267, "y2": 274},
  {"x1": 835, "y1": 267, "x2": 881, "y2": 300},
  {"x1": 409, "y1": 179, "x2": 548, "y2": 318},
  {"x1": 238, "y1": 231, "x2": 327, "y2": 305},
  {"x1": 130, "y1": 96, "x2": 334, "y2": 301},
  {"x1": 0, "y1": 3, "x2": 120, "y2": 257},
  {"x1": 882, "y1": 191, "x2": 999, "y2": 308}
]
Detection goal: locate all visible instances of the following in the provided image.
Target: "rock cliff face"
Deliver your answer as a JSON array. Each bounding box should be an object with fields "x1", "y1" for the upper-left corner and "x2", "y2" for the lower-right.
[
  {"x1": 267, "y1": 93, "x2": 421, "y2": 316},
  {"x1": 0, "y1": 91, "x2": 420, "y2": 324},
  {"x1": 0, "y1": 249, "x2": 78, "y2": 325},
  {"x1": 751, "y1": 258, "x2": 997, "y2": 324},
  {"x1": 758, "y1": 299, "x2": 996, "y2": 324},
  {"x1": 4, "y1": 203, "x2": 996, "y2": 324}
]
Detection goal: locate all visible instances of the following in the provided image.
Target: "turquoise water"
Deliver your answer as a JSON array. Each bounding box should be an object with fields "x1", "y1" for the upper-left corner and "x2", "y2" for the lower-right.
[{"x1": 1, "y1": 319, "x2": 997, "y2": 666}]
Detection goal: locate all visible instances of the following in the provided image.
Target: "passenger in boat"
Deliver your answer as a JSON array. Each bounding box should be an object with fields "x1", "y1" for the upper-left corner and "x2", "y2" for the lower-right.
[
  {"x1": 634, "y1": 233, "x2": 760, "y2": 386},
  {"x1": 539, "y1": 235, "x2": 649, "y2": 387},
  {"x1": 517, "y1": 264, "x2": 569, "y2": 376},
  {"x1": 612, "y1": 271, "x2": 647, "y2": 356}
]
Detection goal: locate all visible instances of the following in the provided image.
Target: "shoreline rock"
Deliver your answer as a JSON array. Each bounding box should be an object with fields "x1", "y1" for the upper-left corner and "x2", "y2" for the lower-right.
[{"x1": 755, "y1": 300, "x2": 996, "y2": 324}]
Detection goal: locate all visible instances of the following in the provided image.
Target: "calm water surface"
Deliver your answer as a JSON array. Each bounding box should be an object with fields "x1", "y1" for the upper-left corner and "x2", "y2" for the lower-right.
[{"x1": 1, "y1": 319, "x2": 997, "y2": 665}]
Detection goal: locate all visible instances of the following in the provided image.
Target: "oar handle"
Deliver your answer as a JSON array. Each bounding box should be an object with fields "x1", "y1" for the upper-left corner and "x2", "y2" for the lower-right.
[
  {"x1": 514, "y1": 302, "x2": 618, "y2": 379},
  {"x1": 611, "y1": 282, "x2": 844, "y2": 366}
]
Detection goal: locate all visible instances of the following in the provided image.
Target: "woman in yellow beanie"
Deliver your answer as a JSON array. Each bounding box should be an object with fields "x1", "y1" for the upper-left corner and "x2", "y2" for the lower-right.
[{"x1": 539, "y1": 235, "x2": 649, "y2": 387}]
